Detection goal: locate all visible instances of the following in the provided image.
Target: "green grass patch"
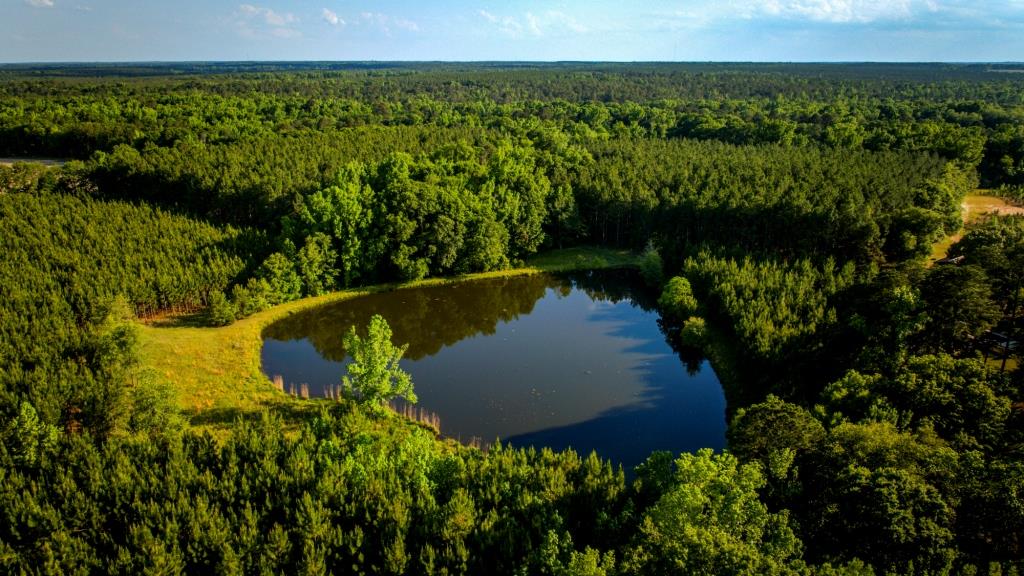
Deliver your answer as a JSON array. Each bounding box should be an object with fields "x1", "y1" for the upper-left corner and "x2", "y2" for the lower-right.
[{"x1": 137, "y1": 246, "x2": 640, "y2": 434}]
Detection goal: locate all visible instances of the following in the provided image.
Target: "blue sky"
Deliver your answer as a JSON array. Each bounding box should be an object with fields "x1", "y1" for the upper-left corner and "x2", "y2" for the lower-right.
[{"x1": 3, "y1": 0, "x2": 1023, "y2": 62}]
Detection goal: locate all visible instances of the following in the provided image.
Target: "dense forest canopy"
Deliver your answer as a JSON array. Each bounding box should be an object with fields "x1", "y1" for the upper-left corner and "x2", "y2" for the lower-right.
[{"x1": 1, "y1": 63, "x2": 1022, "y2": 575}]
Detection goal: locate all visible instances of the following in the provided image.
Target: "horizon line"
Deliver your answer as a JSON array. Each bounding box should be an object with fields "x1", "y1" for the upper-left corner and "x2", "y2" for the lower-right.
[{"x1": 2, "y1": 60, "x2": 1024, "y2": 66}]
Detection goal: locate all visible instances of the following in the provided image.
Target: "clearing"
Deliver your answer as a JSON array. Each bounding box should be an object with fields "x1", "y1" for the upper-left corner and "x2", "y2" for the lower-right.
[{"x1": 929, "y1": 192, "x2": 1024, "y2": 264}]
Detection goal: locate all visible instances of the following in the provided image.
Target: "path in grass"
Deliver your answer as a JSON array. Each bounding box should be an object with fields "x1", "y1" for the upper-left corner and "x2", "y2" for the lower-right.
[
  {"x1": 929, "y1": 192, "x2": 1024, "y2": 264},
  {"x1": 137, "y1": 246, "x2": 640, "y2": 431}
]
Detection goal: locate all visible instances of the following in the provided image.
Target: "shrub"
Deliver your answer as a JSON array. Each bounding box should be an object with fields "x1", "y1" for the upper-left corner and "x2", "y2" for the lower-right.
[
  {"x1": 639, "y1": 242, "x2": 665, "y2": 288},
  {"x1": 208, "y1": 290, "x2": 236, "y2": 326},
  {"x1": 680, "y1": 316, "x2": 708, "y2": 348},
  {"x1": 658, "y1": 277, "x2": 698, "y2": 320}
]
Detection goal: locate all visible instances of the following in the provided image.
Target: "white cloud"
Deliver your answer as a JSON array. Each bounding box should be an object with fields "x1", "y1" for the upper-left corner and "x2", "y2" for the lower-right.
[
  {"x1": 358, "y1": 12, "x2": 420, "y2": 34},
  {"x1": 733, "y1": 0, "x2": 917, "y2": 23},
  {"x1": 239, "y1": 4, "x2": 298, "y2": 27},
  {"x1": 322, "y1": 8, "x2": 344, "y2": 26},
  {"x1": 547, "y1": 11, "x2": 588, "y2": 33},
  {"x1": 236, "y1": 4, "x2": 301, "y2": 39},
  {"x1": 477, "y1": 11, "x2": 523, "y2": 36},
  {"x1": 654, "y1": 0, "x2": 928, "y2": 26},
  {"x1": 478, "y1": 10, "x2": 589, "y2": 38},
  {"x1": 26, "y1": 0, "x2": 55, "y2": 7},
  {"x1": 394, "y1": 18, "x2": 419, "y2": 32},
  {"x1": 779, "y1": 0, "x2": 913, "y2": 23},
  {"x1": 525, "y1": 12, "x2": 543, "y2": 36}
]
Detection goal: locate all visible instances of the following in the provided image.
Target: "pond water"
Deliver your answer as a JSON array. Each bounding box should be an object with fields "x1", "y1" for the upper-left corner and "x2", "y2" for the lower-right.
[{"x1": 261, "y1": 270, "x2": 726, "y2": 471}]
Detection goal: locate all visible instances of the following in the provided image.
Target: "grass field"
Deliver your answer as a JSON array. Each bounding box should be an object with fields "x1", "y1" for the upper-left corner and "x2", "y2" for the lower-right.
[{"x1": 137, "y1": 246, "x2": 640, "y2": 432}]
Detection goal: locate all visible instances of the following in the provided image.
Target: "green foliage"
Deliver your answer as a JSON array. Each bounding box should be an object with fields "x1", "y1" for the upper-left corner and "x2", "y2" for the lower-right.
[
  {"x1": 729, "y1": 395, "x2": 826, "y2": 466},
  {"x1": 987, "y1": 123, "x2": 1024, "y2": 187},
  {"x1": 289, "y1": 169, "x2": 373, "y2": 287},
  {"x1": 822, "y1": 355, "x2": 1013, "y2": 452},
  {"x1": 919, "y1": 265, "x2": 1001, "y2": 353},
  {"x1": 260, "y1": 252, "x2": 303, "y2": 305},
  {"x1": 127, "y1": 373, "x2": 184, "y2": 435},
  {"x1": 283, "y1": 150, "x2": 536, "y2": 286},
  {"x1": 538, "y1": 531, "x2": 617, "y2": 576},
  {"x1": 231, "y1": 278, "x2": 272, "y2": 317},
  {"x1": 802, "y1": 421, "x2": 959, "y2": 574},
  {"x1": 1, "y1": 402, "x2": 58, "y2": 468},
  {"x1": 638, "y1": 243, "x2": 664, "y2": 288},
  {"x1": 658, "y1": 276, "x2": 698, "y2": 321},
  {"x1": 341, "y1": 315, "x2": 416, "y2": 411},
  {"x1": 949, "y1": 216, "x2": 1024, "y2": 342},
  {"x1": 0, "y1": 188, "x2": 249, "y2": 423},
  {"x1": 893, "y1": 356, "x2": 1011, "y2": 450},
  {"x1": 797, "y1": 350, "x2": 1023, "y2": 572},
  {"x1": 850, "y1": 271, "x2": 926, "y2": 371},
  {"x1": 0, "y1": 407, "x2": 639, "y2": 575},
  {"x1": 207, "y1": 290, "x2": 236, "y2": 326},
  {"x1": 1, "y1": 64, "x2": 1023, "y2": 574},
  {"x1": 0, "y1": 162, "x2": 55, "y2": 193},
  {"x1": 885, "y1": 206, "x2": 946, "y2": 260},
  {"x1": 820, "y1": 371, "x2": 890, "y2": 424},
  {"x1": 956, "y1": 455, "x2": 1024, "y2": 565},
  {"x1": 488, "y1": 143, "x2": 551, "y2": 258},
  {"x1": 632, "y1": 451, "x2": 677, "y2": 508},
  {"x1": 623, "y1": 449, "x2": 803, "y2": 575},
  {"x1": 296, "y1": 232, "x2": 338, "y2": 296},
  {"x1": 729, "y1": 396, "x2": 826, "y2": 505},
  {"x1": 684, "y1": 254, "x2": 855, "y2": 360},
  {"x1": 679, "y1": 316, "x2": 708, "y2": 349}
]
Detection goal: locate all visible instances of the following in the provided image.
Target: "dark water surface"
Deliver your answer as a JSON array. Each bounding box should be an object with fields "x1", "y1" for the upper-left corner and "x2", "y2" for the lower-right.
[{"x1": 262, "y1": 270, "x2": 726, "y2": 471}]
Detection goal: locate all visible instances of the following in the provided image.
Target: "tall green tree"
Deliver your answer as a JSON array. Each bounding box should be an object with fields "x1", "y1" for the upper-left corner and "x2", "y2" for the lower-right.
[
  {"x1": 297, "y1": 232, "x2": 338, "y2": 296},
  {"x1": 919, "y1": 265, "x2": 1000, "y2": 353},
  {"x1": 341, "y1": 315, "x2": 416, "y2": 412},
  {"x1": 260, "y1": 252, "x2": 303, "y2": 305}
]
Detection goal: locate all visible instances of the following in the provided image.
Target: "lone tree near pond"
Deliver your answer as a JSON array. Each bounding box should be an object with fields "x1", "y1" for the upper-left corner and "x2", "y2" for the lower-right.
[{"x1": 342, "y1": 314, "x2": 417, "y2": 411}]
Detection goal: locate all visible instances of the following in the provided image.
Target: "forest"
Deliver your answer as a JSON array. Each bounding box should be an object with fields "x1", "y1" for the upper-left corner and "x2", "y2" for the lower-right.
[{"x1": 1, "y1": 63, "x2": 1022, "y2": 575}]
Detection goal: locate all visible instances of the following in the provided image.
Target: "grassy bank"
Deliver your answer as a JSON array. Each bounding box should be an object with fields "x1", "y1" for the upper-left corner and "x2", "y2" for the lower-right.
[{"x1": 137, "y1": 246, "x2": 639, "y2": 432}]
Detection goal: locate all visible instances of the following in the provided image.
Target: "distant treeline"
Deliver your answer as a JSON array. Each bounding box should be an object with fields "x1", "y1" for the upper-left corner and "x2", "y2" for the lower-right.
[{"x1": 1, "y1": 64, "x2": 1023, "y2": 186}]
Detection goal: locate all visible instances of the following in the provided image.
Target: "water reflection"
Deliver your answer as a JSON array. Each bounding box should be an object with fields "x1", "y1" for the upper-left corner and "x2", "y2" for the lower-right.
[
  {"x1": 263, "y1": 273, "x2": 553, "y2": 361},
  {"x1": 261, "y1": 270, "x2": 726, "y2": 471}
]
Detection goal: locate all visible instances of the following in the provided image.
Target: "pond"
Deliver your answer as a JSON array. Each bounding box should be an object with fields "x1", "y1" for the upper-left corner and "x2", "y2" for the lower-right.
[{"x1": 261, "y1": 269, "x2": 726, "y2": 471}]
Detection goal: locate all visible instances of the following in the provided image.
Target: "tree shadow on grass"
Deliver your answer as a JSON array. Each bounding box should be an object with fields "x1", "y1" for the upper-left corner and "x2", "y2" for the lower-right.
[
  {"x1": 146, "y1": 310, "x2": 213, "y2": 328},
  {"x1": 184, "y1": 398, "x2": 335, "y2": 429}
]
